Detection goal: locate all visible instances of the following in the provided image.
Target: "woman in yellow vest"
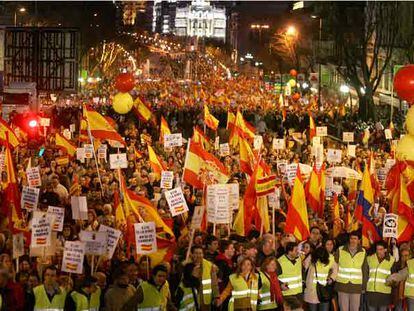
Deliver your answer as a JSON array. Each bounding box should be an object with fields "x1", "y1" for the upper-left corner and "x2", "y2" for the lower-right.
[
  {"x1": 175, "y1": 263, "x2": 199, "y2": 311},
  {"x1": 66, "y1": 276, "x2": 101, "y2": 311},
  {"x1": 216, "y1": 257, "x2": 259, "y2": 311},
  {"x1": 258, "y1": 257, "x2": 283, "y2": 311},
  {"x1": 303, "y1": 246, "x2": 337, "y2": 311},
  {"x1": 388, "y1": 253, "x2": 414, "y2": 311}
]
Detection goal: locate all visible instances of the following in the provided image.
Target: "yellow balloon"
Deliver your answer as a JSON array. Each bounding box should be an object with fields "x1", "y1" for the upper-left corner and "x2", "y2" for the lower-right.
[
  {"x1": 405, "y1": 105, "x2": 414, "y2": 135},
  {"x1": 288, "y1": 79, "x2": 296, "y2": 87},
  {"x1": 396, "y1": 134, "x2": 414, "y2": 162},
  {"x1": 113, "y1": 92, "x2": 133, "y2": 114}
]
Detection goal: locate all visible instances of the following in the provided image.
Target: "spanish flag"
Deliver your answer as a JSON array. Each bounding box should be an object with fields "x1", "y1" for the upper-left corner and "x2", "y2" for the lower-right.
[
  {"x1": 256, "y1": 175, "x2": 276, "y2": 197},
  {"x1": 148, "y1": 145, "x2": 166, "y2": 180},
  {"x1": 192, "y1": 126, "x2": 212, "y2": 150},
  {"x1": 285, "y1": 168, "x2": 310, "y2": 241},
  {"x1": 55, "y1": 133, "x2": 76, "y2": 157},
  {"x1": 204, "y1": 105, "x2": 219, "y2": 130},
  {"x1": 305, "y1": 165, "x2": 324, "y2": 217},
  {"x1": 134, "y1": 97, "x2": 153, "y2": 122},
  {"x1": 239, "y1": 137, "x2": 255, "y2": 175},
  {"x1": 160, "y1": 116, "x2": 171, "y2": 143},
  {"x1": 182, "y1": 140, "x2": 229, "y2": 189},
  {"x1": 134, "y1": 147, "x2": 143, "y2": 159},
  {"x1": 83, "y1": 105, "x2": 125, "y2": 146},
  {"x1": 332, "y1": 193, "x2": 342, "y2": 238},
  {"x1": 227, "y1": 111, "x2": 235, "y2": 132},
  {"x1": 79, "y1": 118, "x2": 89, "y2": 142},
  {"x1": 229, "y1": 110, "x2": 255, "y2": 147},
  {"x1": 309, "y1": 113, "x2": 316, "y2": 141},
  {"x1": 0, "y1": 119, "x2": 19, "y2": 148},
  {"x1": 113, "y1": 191, "x2": 126, "y2": 227}
]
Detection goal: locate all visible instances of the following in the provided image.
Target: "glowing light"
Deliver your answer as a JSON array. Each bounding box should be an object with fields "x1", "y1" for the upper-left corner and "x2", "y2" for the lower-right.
[
  {"x1": 340, "y1": 84, "x2": 350, "y2": 93},
  {"x1": 28, "y1": 120, "x2": 38, "y2": 128}
]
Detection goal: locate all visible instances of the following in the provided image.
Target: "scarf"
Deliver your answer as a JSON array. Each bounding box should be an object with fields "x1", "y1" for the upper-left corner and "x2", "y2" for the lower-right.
[{"x1": 268, "y1": 271, "x2": 283, "y2": 304}]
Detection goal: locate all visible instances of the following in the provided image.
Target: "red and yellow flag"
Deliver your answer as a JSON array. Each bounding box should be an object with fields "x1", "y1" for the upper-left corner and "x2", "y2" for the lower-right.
[
  {"x1": 133, "y1": 97, "x2": 153, "y2": 122},
  {"x1": 239, "y1": 137, "x2": 255, "y2": 175},
  {"x1": 332, "y1": 193, "x2": 342, "y2": 238},
  {"x1": 229, "y1": 110, "x2": 255, "y2": 147},
  {"x1": 256, "y1": 175, "x2": 276, "y2": 197},
  {"x1": 305, "y1": 165, "x2": 325, "y2": 217},
  {"x1": 309, "y1": 114, "x2": 316, "y2": 141},
  {"x1": 0, "y1": 119, "x2": 20, "y2": 148},
  {"x1": 55, "y1": 133, "x2": 76, "y2": 157},
  {"x1": 192, "y1": 126, "x2": 212, "y2": 150},
  {"x1": 160, "y1": 116, "x2": 171, "y2": 143},
  {"x1": 204, "y1": 105, "x2": 219, "y2": 130},
  {"x1": 148, "y1": 145, "x2": 166, "y2": 180},
  {"x1": 285, "y1": 168, "x2": 310, "y2": 241}
]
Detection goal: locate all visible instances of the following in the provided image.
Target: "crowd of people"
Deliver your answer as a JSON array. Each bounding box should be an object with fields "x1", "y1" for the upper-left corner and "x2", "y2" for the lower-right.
[{"x1": 0, "y1": 70, "x2": 411, "y2": 311}]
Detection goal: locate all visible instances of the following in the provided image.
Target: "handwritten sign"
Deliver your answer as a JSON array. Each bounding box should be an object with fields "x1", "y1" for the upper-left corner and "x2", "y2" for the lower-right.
[
  {"x1": 109, "y1": 153, "x2": 128, "y2": 169},
  {"x1": 26, "y1": 166, "x2": 41, "y2": 187},
  {"x1": 214, "y1": 136, "x2": 220, "y2": 150},
  {"x1": 343, "y1": 132, "x2": 354, "y2": 143},
  {"x1": 21, "y1": 186, "x2": 40, "y2": 211},
  {"x1": 190, "y1": 206, "x2": 205, "y2": 230},
  {"x1": 383, "y1": 213, "x2": 398, "y2": 238},
  {"x1": 47, "y1": 206, "x2": 65, "y2": 232},
  {"x1": 228, "y1": 183, "x2": 240, "y2": 210},
  {"x1": 254, "y1": 135, "x2": 263, "y2": 150},
  {"x1": 84, "y1": 144, "x2": 94, "y2": 159},
  {"x1": 63, "y1": 129, "x2": 71, "y2": 140},
  {"x1": 13, "y1": 233, "x2": 24, "y2": 259},
  {"x1": 207, "y1": 184, "x2": 230, "y2": 224},
  {"x1": 272, "y1": 138, "x2": 285, "y2": 150},
  {"x1": 99, "y1": 225, "x2": 122, "y2": 259},
  {"x1": 384, "y1": 129, "x2": 392, "y2": 140},
  {"x1": 79, "y1": 231, "x2": 108, "y2": 256},
  {"x1": 348, "y1": 145, "x2": 356, "y2": 158},
  {"x1": 164, "y1": 187, "x2": 189, "y2": 217},
  {"x1": 160, "y1": 171, "x2": 174, "y2": 189},
  {"x1": 98, "y1": 145, "x2": 107, "y2": 160},
  {"x1": 40, "y1": 118, "x2": 50, "y2": 127},
  {"x1": 285, "y1": 163, "x2": 298, "y2": 185},
  {"x1": 71, "y1": 196, "x2": 88, "y2": 220},
  {"x1": 327, "y1": 149, "x2": 342, "y2": 163},
  {"x1": 76, "y1": 148, "x2": 85, "y2": 162},
  {"x1": 316, "y1": 126, "x2": 327, "y2": 137},
  {"x1": 219, "y1": 143, "x2": 230, "y2": 157},
  {"x1": 62, "y1": 241, "x2": 85, "y2": 274},
  {"x1": 134, "y1": 222, "x2": 157, "y2": 254},
  {"x1": 164, "y1": 133, "x2": 183, "y2": 148},
  {"x1": 31, "y1": 211, "x2": 53, "y2": 248}
]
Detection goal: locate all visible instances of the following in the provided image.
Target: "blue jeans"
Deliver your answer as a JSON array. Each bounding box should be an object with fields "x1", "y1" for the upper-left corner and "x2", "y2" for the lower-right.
[{"x1": 308, "y1": 302, "x2": 330, "y2": 311}]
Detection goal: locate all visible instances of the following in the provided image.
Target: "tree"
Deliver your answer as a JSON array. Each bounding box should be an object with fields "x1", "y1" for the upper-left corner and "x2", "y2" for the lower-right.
[{"x1": 323, "y1": 2, "x2": 399, "y2": 121}]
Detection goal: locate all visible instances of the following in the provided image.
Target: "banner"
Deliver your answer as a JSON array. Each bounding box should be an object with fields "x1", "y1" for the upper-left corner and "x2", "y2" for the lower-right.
[
  {"x1": 31, "y1": 211, "x2": 53, "y2": 248},
  {"x1": 99, "y1": 225, "x2": 122, "y2": 259},
  {"x1": 21, "y1": 186, "x2": 40, "y2": 211},
  {"x1": 160, "y1": 171, "x2": 174, "y2": 189},
  {"x1": 79, "y1": 230, "x2": 108, "y2": 256},
  {"x1": 207, "y1": 184, "x2": 230, "y2": 224},
  {"x1": 190, "y1": 206, "x2": 205, "y2": 230},
  {"x1": 383, "y1": 213, "x2": 398, "y2": 238},
  {"x1": 164, "y1": 187, "x2": 189, "y2": 217},
  {"x1": 134, "y1": 222, "x2": 157, "y2": 254},
  {"x1": 164, "y1": 133, "x2": 183, "y2": 148},
  {"x1": 26, "y1": 166, "x2": 41, "y2": 187},
  {"x1": 109, "y1": 153, "x2": 128, "y2": 169},
  {"x1": 47, "y1": 206, "x2": 65, "y2": 232},
  {"x1": 13, "y1": 233, "x2": 24, "y2": 259},
  {"x1": 62, "y1": 241, "x2": 85, "y2": 274},
  {"x1": 71, "y1": 196, "x2": 88, "y2": 220}
]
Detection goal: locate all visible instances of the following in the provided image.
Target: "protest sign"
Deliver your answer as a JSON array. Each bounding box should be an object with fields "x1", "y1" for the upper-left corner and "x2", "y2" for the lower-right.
[
  {"x1": 79, "y1": 231, "x2": 108, "y2": 256},
  {"x1": 190, "y1": 206, "x2": 205, "y2": 230},
  {"x1": 134, "y1": 222, "x2": 157, "y2": 254},
  {"x1": 207, "y1": 184, "x2": 230, "y2": 224},
  {"x1": 254, "y1": 135, "x2": 263, "y2": 150},
  {"x1": 40, "y1": 118, "x2": 50, "y2": 127},
  {"x1": 109, "y1": 153, "x2": 128, "y2": 169},
  {"x1": 13, "y1": 233, "x2": 24, "y2": 259},
  {"x1": 214, "y1": 136, "x2": 220, "y2": 150},
  {"x1": 76, "y1": 148, "x2": 85, "y2": 162},
  {"x1": 164, "y1": 187, "x2": 189, "y2": 217},
  {"x1": 99, "y1": 225, "x2": 122, "y2": 259},
  {"x1": 285, "y1": 163, "x2": 298, "y2": 184},
  {"x1": 268, "y1": 188, "x2": 281, "y2": 209},
  {"x1": 26, "y1": 166, "x2": 41, "y2": 187},
  {"x1": 348, "y1": 145, "x2": 356, "y2": 158},
  {"x1": 312, "y1": 136, "x2": 321, "y2": 145},
  {"x1": 47, "y1": 206, "x2": 65, "y2": 232},
  {"x1": 21, "y1": 186, "x2": 40, "y2": 211},
  {"x1": 384, "y1": 129, "x2": 392, "y2": 140},
  {"x1": 62, "y1": 241, "x2": 85, "y2": 274},
  {"x1": 164, "y1": 133, "x2": 182, "y2": 148},
  {"x1": 63, "y1": 129, "x2": 71, "y2": 140},
  {"x1": 219, "y1": 143, "x2": 230, "y2": 157},
  {"x1": 342, "y1": 132, "x2": 354, "y2": 143},
  {"x1": 71, "y1": 196, "x2": 88, "y2": 220},
  {"x1": 160, "y1": 171, "x2": 174, "y2": 189},
  {"x1": 383, "y1": 213, "x2": 398, "y2": 238},
  {"x1": 31, "y1": 211, "x2": 53, "y2": 247},
  {"x1": 327, "y1": 149, "x2": 342, "y2": 163},
  {"x1": 56, "y1": 156, "x2": 69, "y2": 166},
  {"x1": 98, "y1": 145, "x2": 107, "y2": 160},
  {"x1": 69, "y1": 123, "x2": 76, "y2": 132},
  {"x1": 277, "y1": 160, "x2": 287, "y2": 175},
  {"x1": 84, "y1": 144, "x2": 94, "y2": 159},
  {"x1": 272, "y1": 138, "x2": 285, "y2": 150},
  {"x1": 316, "y1": 126, "x2": 327, "y2": 137},
  {"x1": 228, "y1": 183, "x2": 239, "y2": 210}
]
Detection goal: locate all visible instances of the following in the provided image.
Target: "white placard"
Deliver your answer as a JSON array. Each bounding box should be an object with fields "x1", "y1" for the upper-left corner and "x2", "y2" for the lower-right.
[
  {"x1": 63, "y1": 129, "x2": 72, "y2": 140},
  {"x1": 26, "y1": 166, "x2": 41, "y2": 187},
  {"x1": 268, "y1": 188, "x2": 281, "y2": 209},
  {"x1": 84, "y1": 144, "x2": 94, "y2": 159},
  {"x1": 98, "y1": 225, "x2": 122, "y2": 259},
  {"x1": 285, "y1": 163, "x2": 298, "y2": 185},
  {"x1": 228, "y1": 183, "x2": 240, "y2": 210},
  {"x1": 191, "y1": 206, "x2": 205, "y2": 230},
  {"x1": 76, "y1": 148, "x2": 85, "y2": 162},
  {"x1": 214, "y1": 136, "x2": 220, "y2": 150},
  {"x1": 327, "y1": 149, "x2": 342, "y2": 163},
  {"x1": 207, "y1": 184, "x2": 230, "y2": 224},
  {"x1": 385, "y1": 159, "x2": 396, "y2": 172},
  {"x1": 164, "y1": 133, "x2": 183, "y2": 148},
  {"x1": 384, "y1": 129, "x2": 392, "y2": 140},
  {"x1": 69, "y1": 123, "x2": 76, "y2": 132},
  {"x1": 164, "y1": 187, "x2": 189, "y2": 217},
  {"x1": 383, "y1": 213, "x2": 398, "y2": 238},
  {"x1": 109, "y1": 153, "x2": 128, "y2": 169},
  {"x1": 21, "y1": 186, "x2": 40, "y2": 211},
  {"x1": 71, "y1": 196, "x2": 88, "y2": 220},
  {"x1": 254, "y1": 135, "x2": 263, "y2": 150},
  {"x1": 348, "y1": 145, "x2": 356, "y2": 158},
  {"x1": 13, "y1": 233, "x2": 25, "y2": 259},
  {"x1": 40, "y1": 118, "x2": 50, "y2": 127},
  {"x1": 277, "y1": 160, "x2": 287, "y2": 175},
  {"x1": 316, "y1": 126, "x2": 327, "y2": 137},
  {"x1": 160, "y1": 171, "x2": 174, "y2": 189},
  {"x1": 31, "y1": 211, "x2": 53, "y2": 248},
  {"x1": 343, "y1": 132, "x2": 354, "y2": 143},
  {"x1": 312, "y1": 136, "x2": 321, "y2": 145},
  {"x1": 47, "y1": 206, "x2": 65, "y2": 232},
  {"x1": 219, "y1": 143, "x2": 230, "y2": 157},
  {"x1": 98, "y1": 145, "x2": 107, "y2": 160},
  {"x1": 272, "y1": 138, "x2": 285, "y2": 150},
  {"x1": 62, "y1": 241, "x2": 85, "y2": 274},
  {"x1": 79, "y1": 231, "x2": 108, "y2": 256},
  {"x1": 134, "y1": 222, "x2": 157, "y2": 254}
]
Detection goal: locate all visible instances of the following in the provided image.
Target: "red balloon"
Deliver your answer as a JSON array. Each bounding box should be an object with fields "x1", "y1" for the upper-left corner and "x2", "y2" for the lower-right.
[
  {"x1": 292, "y1": 93, "x2": 300, "y2": 101},
  {"x1": 289, "y1": 69, "x2": 297, "y2": 77},
  {"x1": 114, "y1": 72, "x2": 135, "y2": 93},
  {"x1": 394, "y1": 65, "x2": 414, "y2": 104}
]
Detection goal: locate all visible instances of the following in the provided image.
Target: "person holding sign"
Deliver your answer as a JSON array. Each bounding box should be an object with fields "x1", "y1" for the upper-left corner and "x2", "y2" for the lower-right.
[{"x1": 66, "y1": 276, "x2": 101, "y2": 311}]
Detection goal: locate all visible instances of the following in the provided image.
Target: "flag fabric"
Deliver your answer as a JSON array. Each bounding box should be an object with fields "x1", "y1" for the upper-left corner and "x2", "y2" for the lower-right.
[
  {"x1": 134, "y1": 147, "x2": 143, "y2": 159},
  {"x1": 229, "y1": 111, "x2": 255, "y2": 147},
  {"x1": 204, "y1": 105, "x2": 219, "y2": 130},
  {"x1": 227, "y1": 111, "x2": 235, "y2": 132},
  {"x1": 148, "y1": 145, "x2": 166, "y2": 180},
  {"x1": 133, "y1": 97, "x2": 153, "y2": 122},
  {"x1": 309, "y1": 114, "x2": 316, "y2": 141},
  {"x1": 285, "y1": 168, "x2": 310, "y2": 241},
  {"x1": 233, "y1": 200, "x2": 245, "y2": 236},
  {"x1": 332, "y1": 193, "x2": 342, "y2": 238},
  {"x1": 239, "y1": 137, "x2": 255, "y2": 175},
  {"x1": 113, "y1": 191, "x2": 126, "y2": 227},
  {"x1": 396, "y1": 175, "x2": 414, "y2": 242},
  {"x1": 355, "y1": 167, "x2": 381, "y2": 248},
  {"x1": 182, "y1": 140, "x2": 229, "y2": 189},
  {"x1": 389, "y1": 121, "x2": 395, "y2": 133},
  {"x1": 305, "y1": 165, "x2": 324, "y2": 218},
  {"x1": 83, "y1": 105, "x2": 125, "y2": 145},
  {"x1": 255, "y1": 175, "x2": 276, "y2": 197},
  {"x1": 12, "y1": 125, "x2": 28, "y2": 142},
  {"x1": 160, "y1": 116, "x2": 171, "y2": 143},
  {"x1": 55, "y1": 133, "x2": 76, "y2": 157},
  {"x1": 79, "y1": 118, "x2": 89, "y2": 142},
  {"x1": 192, "y1": 126, "x2": 212, "y2": 150},
  {"x1": 0, "y1": 119, "x2": 20, "y2": 148}
]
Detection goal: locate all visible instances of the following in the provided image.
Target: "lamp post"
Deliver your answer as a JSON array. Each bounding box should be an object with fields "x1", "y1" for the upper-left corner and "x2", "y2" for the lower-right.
[
  {"x1": 311, "y1": 15, "x2": 323, "y2": 109},
  {"x1": 250, "y1": 23, "x2": 270, "y2": 43},
  {"x1": 14, "y1": 7, "x2": 26, "y2": 26}
]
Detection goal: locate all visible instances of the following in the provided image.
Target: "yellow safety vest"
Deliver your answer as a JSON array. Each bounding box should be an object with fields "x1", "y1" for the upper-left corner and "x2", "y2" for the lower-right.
[
  {"x1": 228, "y1": 273, "x2": 259, "y2": 311},
  {"x1": 313, "y1": 255, "x2": 335, "y2": 287},
  {"x1": 405, "y1": 258, "x2": 414, "y2": 298},
  {"x1": 0, "y1": 294, "x2": 2, "y2": 310},
  {"x1": 278, "y1": 254, "x2": 303, "y2": 296},
  {"x1": 70, "y1": 288, "x2": 100, "y2": 311},
  {"x1": 336, "y1": 246, "x2": 366, "y2": 285},
  {"x1": 367, "y1": 254, "x2": 394, "y2": 294},
  {"x1": 33, "y1": 284, "x2": 67, "y2": 311},
  {"x1": 201, "y1": 259, "x2": 213, "y2": 305},
  {"x1": 137, "y1": 281, "x2": 163, "y2": 311},
  {"x1": 258, "y1": 271, "x2": 277, "y2": 310},
  {"x1": 178, "y1": 283, "x2": 196, "y2": 311},
  {"x1": 90, "y1": 287, "x2": 101, "y2": 311}
]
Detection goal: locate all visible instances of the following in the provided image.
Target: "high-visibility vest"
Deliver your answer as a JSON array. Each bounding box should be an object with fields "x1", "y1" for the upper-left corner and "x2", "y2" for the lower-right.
[
  {"x1": 336, "y1": 246, "x2": 366, "y2": 285},
  {"x1": 137, "y1": 281, "x2": 163, "y2": 311},
  {"x1": 178, "y1": 283, "x2": 196, "y2": 311},
  {"x1": 228, "y1": 273, "x2": 259, "y2": 311},
  {"x1": 89, "y1": 287, "x2": 101, "y2": 311},
  {"x1": 405, "y1": 259, "x2": 414, "y2": 298},
  {"x1": 367, "y1": 254, "x2": 394, "y2": 294},
  {"x1": 278, "y1": 254, "x2": 303, "y2": 296},
  {"x1": 70, "y1": 288, "x2": 101, "y2": 311},
  {"x1": 258, "y1": 271, "x2": 277, "y2": 310},
  {"x1": 201, "y1": 259, "x2": 213, "y2": 305},
  {"x1": 312, "y1": 255, "x2": 335, "y2": 287},
  {"x1": 0, "y1": 294, "x2": 2, "y2": 310},
  {"x1": 33, "y1": 284, "x2": 67, "y2": 311}
]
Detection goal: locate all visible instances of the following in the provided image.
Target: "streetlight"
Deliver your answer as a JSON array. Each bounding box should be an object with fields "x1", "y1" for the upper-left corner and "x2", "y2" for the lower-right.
[
  {"x1": 250, "y1": 23, "x2": 270, "y2": 43},
  {"x1": 286, "y1": 25, "x2": 297, "y2": 37},
  {"x1": 14, "y1": 7, "x2": 26, "y2": 26}
]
